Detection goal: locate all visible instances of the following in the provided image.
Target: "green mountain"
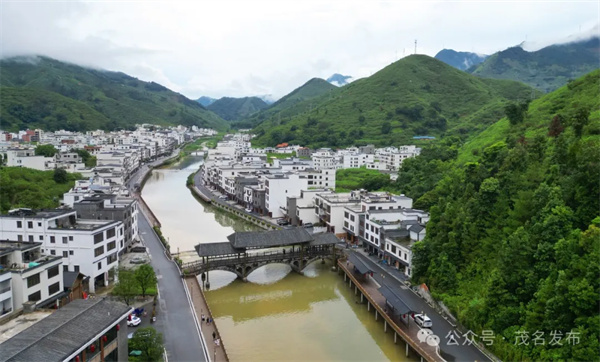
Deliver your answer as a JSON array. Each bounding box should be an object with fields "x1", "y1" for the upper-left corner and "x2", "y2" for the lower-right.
[
  {"x1": 0, "y1": 56, "x2": 227, "y2": 132},
  {"x1": 469, "y1": 36, "x2": 600, "y2": 93},
  {"x1": 234, "y1": 78, "x2": 336, "y2": 129},
  {"x1": 251, "y1": 55, "x2": 536, "y2": 148},
  {"x1": 207, "y1": 96, "x2": 268, "y2": 121},
  {"x1": 196, "y1": 96, "x2": 217, "y2": 107},
  {"x1": 434, "y1": 49, "x2": 488, "y2": 71},
  {"x1": 403, "y1": 69, "x2": 599, "y2": 361}
]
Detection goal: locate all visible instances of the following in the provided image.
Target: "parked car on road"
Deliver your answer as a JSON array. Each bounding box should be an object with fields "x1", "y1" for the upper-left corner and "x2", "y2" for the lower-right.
[
  {"x1": 127, "y1": 315, "x2": 141, "y2": 327},
  {"x1": 303, "y1": 223, "x2": 313, "y2": 228},
  {"x1": 276, "y1": 218, "x2": 289, "y2": 226},
  {"x1": 218, "y1": 195, "x2": 227, "y2": 200},
  {"x1": 245, "y1": 207, "x2": 253, "y2": 213},
  {"x1": 413, "y1": 313, "x2": 432, "y2": 328}
]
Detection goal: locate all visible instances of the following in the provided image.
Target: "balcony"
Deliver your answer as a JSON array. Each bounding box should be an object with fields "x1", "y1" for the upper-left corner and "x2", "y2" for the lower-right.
[{"x1": 0, "y1": 256, "x2": 62, "y2": 274}]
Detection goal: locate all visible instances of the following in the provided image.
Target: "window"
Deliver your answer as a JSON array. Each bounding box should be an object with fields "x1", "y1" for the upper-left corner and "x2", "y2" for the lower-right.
[
  {"x1": 94, "y1": 246, "x2": 104, "y2": 257},
  {"x1": 107, "y1": 228, "x2": 116, "y2": 239},
  {"x1": 28, "y1": 235, "x2": 34, "y2": 242},
  {"x1": 48, "y1": 282, "x2": 60, "y2": 295},
  {"x1": 50, "y1": 236, "x2": 55, "y2": 243},
  {"x1": 27, "y1": 221, "x2": 33, "y2": 228},
  {"x1": 17, "y1": 235, "x2": 23, "y2": 242},
  {"x1": 69, "y1": 236, "x2": 73, "y2": 241},
  {"x1": 63, "y1": 265, "x2": 68, "y2": 272},
  {"x1": 50, "y1": 250, "x2": 56, "y2": 255},
  {"x1": 94, "y1": 232, "x2": 104, "y2": 244},
  {"x1": 344, "y1": 212, "x2": 349, "y2": 218},
  {"x1": 74, "y1": 265, "x2": 80, "y2": 272},
  {"x1": 28, "y1": 291, "x2": 41, "y2": 302},
  {"x1": 69, "y1": 250, "x2": 74, "y2": 255},
  {"x1": 17, "y1": 221, "x2": 22, "y2": 228},
  {"x1": 63, "y1": 251, "x2": 68, "y2": 258},
  {"x1": 62, "y1": 237, "x2": 67, "y2": 244},
  {"x1": 39, "y1": 235, "x2": 43, "y2": 241},
  {"x1": 38, "y1": 222, "x2": 42, "y2": 227},
  {"x1": 391, "y1": 245, "x2": 397, "y2": 254},
  {"x1": 107, "y1": 241, "x2": 116, "y2": 251},
  {"x1": 98, "y1": 261, "x2": 102, "y2": 270},
  {"x1": 48, "y1": 265, "x2": 59, "y2": 278},
  {"x1": 27, "y1": 273, "x2": 41, "y2": 288}
]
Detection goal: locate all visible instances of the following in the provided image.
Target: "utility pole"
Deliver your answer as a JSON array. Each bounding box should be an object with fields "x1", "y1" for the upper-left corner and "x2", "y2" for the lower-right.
[{"x1": 414, "y1": 39, "x2": 417, "y2": 54}]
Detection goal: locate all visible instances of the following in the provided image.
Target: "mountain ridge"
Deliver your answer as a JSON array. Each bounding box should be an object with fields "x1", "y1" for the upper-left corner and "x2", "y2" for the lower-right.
[
  {"x1": 434, "y1": 49, "x2": 488, "y2": 71},
  {"x1": 207, "y1": 96, "x2": 268, "y2": 121}
]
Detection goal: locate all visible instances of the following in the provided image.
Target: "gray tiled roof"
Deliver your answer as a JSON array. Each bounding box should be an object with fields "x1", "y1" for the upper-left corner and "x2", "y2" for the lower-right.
[
  {"x1": 227, "y1": 228, "x2": 313, "y2": 249},
  {"x1": 195, "y1": 242, "x2": 244, "y2": 257},
  {"x1": 408, "y1": 224, "x2": 425, "y2": 233},
  {"x1": 309, "y1": 233, "x2": 340, "y2": 247},
  {"x1": 0, "y1": 298, "x2": 131, "y2": 362},
  {"x1": 348, "y1": 253, "x2": 372, "y2": 275},
  {"x1": 378, "y1": 285, "x2": 413, "y2": 315}
]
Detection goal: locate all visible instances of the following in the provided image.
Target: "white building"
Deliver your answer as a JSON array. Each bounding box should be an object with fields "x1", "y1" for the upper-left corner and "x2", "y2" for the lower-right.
[
  {"x1": 311, "y1": 148, "x2": 338, "y2": 170},
  {"x1": 0, "y1": 240, "x2": 64, "y2": 319},
  {"x1": 265, "y1": 174, "x2": 308, "y2": 218},
  {"x1": 0, "y1": 209, "x2": 123, "y2": 293},
  {"x1": 341, "y1": 153, "x2": 374, "y2": 169},
  {"x1": 5, "y1": 149, "x2": 54, "y2": 171}
]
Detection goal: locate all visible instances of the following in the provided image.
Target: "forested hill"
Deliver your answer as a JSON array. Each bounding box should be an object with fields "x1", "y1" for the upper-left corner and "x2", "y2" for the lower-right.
[
  {"x1": 0, "y1": 56, "x2": 228, "y2": 132},
  {"x1": 469, "y1": 36, "x2": 600, "y2": 93},
  {"x1": 207, "y1": 96, "x2": 268, "y2": 121},
  {"x1": 251, "y1": 55, "x2": 536, "y2": 148},
  {"x1": 234, "y1": 77, "x2": 336, "y2": 129},
  {"x1": 406, "y1": 69, "x2": 599, "y2": 361}
]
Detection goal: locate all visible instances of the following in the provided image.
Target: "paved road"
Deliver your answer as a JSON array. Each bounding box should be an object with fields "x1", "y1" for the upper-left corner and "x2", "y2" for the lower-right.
[
  {"x1": 351, "y1": 251, "x2": 491, "y2": 362},
  {"x1": 139, "y1": 212, "x2": 208, "y2": 362}
]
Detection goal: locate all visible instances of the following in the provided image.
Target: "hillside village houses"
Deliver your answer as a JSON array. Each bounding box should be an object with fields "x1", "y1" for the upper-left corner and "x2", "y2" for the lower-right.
[
  {"x1": 0, "y1": 124, "x2": 216, "y2": 320},
  {"x1": 202, "y1": 134, "x2": 428, "y2": 277}
]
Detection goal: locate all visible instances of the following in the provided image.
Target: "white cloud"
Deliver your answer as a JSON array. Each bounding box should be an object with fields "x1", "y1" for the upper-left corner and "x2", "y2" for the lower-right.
[{"x1": 1, "y1": 1, "x2": 598, "y2": 100}]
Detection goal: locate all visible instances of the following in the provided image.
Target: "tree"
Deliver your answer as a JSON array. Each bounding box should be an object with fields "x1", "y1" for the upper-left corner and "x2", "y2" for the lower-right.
[
  {"x1": 504, "y1": 101, "x2": 529, "y2": 125},
  {"x1": 53, "y1": 168, "x2": 68, "y2": 184},
  {"x1": 548, "y1": 114, "x2": 565, "y2": 137},
  {"x1": 72, "y1": 148, "x2": 97, "y2": 167},
  {"x1": 129, "y1": 327, "x2": 164, "y2": 362},
  {"x1": 135, "y1": 264, "x2": 157, "y2": 298},
  {"x1": 381, "y1": 121, "x2": 391, "y2": 134},
  {"x1": 112, "y1": 269, "x2": 137, "y2": 305},
  {"x1": 35, "y1": 144, "x2": 57, "y2": 157},
  {"x1": 571, "y1": 107, "x2": 590, "y2": 137}
]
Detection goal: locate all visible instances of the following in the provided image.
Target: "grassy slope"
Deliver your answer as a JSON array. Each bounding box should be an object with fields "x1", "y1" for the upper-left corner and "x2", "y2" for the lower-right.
[
  {"x1": 238, "y1": 78, "x2": 337, "y2": 128},
  {"x1": 0, "y1": 167, "x2": 80, "y2": 213},
  {"x1": 251, "y1": 55, "x2": 535, "y2": 148},
  {"x1": 458, "y1": 69, "x2": 600, "y2": 163},
  {"x1": 207, "y1": 96, "x2": 268, "y2": 121},
  {"x1": 0, "y1": 56, "x2": 227, "y2": 131},
  {"x1": 470, "y1": 37, "x2": 600, "y2": 92}
]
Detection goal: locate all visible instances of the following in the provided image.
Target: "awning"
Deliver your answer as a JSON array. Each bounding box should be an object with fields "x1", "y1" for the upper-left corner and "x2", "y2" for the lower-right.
[
  {"x1": 348, "y1": 253, "x2": 373, "y2": 275},
  {"x1": 378, "y1": 285, "x2": 413, "y2": 315}
]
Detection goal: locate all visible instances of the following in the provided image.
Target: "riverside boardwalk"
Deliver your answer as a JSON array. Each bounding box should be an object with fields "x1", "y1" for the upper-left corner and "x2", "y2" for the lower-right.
[
  {"x1": 339, "y1": 255, "x2": 443, "y2": 362},
  {"x1": 185, "y1": 276, "x2": 229, "y2": 362}
]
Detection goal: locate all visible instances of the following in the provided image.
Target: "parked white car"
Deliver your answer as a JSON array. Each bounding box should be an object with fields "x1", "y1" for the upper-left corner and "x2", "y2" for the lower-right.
[
  {"x1": 413, "y1": 313, "x2": 432, "y2": 328},
  {"x1": 127, "y1": 315, "x2": 141, "y2": 327}
]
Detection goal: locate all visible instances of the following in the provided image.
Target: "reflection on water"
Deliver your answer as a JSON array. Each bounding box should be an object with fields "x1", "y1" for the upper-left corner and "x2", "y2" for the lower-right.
[
  {"x1": 142, "y1": 158, "x2": 259, "y2": 251},
  {"x1": 143, "y1": 157, "x2": 412, "y2": 362},
  {"x1": 205, "y1": 261, "x2": 410, "y2": 362}
]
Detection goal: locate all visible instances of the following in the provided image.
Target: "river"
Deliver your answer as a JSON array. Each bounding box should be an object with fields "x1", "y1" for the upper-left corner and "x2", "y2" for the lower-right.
[{"x1": 142, "y1": 158, "x2": 411, "y2": 361}]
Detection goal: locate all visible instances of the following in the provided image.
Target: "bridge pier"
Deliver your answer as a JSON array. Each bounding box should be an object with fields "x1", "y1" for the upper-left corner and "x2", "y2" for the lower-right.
[
  {"x1": 360, "y1": 294, "x2": 363, "y2": 303},
  {"x1": 394, "y1": 332, "x2": 397, "y2": 344},
  {"x1": 375, "y1": 309, "x2": 378, "y2": 321},
  {"x1": 384, "y1": 320, "x2": 387, "y2": 333}
]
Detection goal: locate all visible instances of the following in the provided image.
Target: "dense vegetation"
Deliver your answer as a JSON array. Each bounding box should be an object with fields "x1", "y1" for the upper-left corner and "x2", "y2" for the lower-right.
[
  {"x1": 251, "y1": 55, "x2": 536, "y2": 148},
  {"x1": 409, "y1": 69, "x2": 599, "y2": 360},
  {"x1": 335, "y1": 167, "x2": 391, "y2": 193},
  {"x1": 0, "y1": 167, "x2": 81, "y2": 213},
  {"x1": 0, "y1": 56, "x2": 227, "y2": 132},
  {"x1": 236, "y1": 78, "x2": 336, "y2": 129},
  {"x1": 469, "y1": 36, "x2": 600, "y2": 93},
  {"x1": 207, "y1": 96, "x2": 268, "y2": 121}
]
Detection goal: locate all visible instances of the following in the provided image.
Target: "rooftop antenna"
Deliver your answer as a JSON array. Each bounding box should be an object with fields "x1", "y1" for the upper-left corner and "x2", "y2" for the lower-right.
[{"x1": 414, "y1": 39, "x2": 417, "y2": 54}]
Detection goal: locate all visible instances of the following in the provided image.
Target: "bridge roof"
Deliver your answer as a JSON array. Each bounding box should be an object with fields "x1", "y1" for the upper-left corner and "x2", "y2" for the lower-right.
[
  {"x1": 195, "y1": 242, "x2": 243, "y2": 257},
  {"x1": 348, "y1": 253, "x2": 373, "y2": 275},
  {"x1": 378, "y1": 285, "x2": 413, "y2": 315},
  {"x1": 310, "y1": 233, "x2": 340, "y2": 246},
  {"x1": 227, "y1": 228, "x2": 313, "y2": 249}
]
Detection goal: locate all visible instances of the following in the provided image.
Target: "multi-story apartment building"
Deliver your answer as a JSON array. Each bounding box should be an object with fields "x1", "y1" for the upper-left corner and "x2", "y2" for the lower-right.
[
  {"x1": 377, "y1": 145, "x2": 421, "y2": 171},
  {"x1": 72, "y1": 194, "x2": 139, "y2": 254},
  {"x1": 286, "y1": 189, "x2": 324, "y2": 226},
  {"x1": 265, "y1": 173, "x2": 308, "y2": 218},
  {"x1": 0, "y1": 240, "x2": 63, "y2": 319},
  {"x1": 311, "y1": 148, "x2": 338, "y2": 170},
  {"x1": 0, "y1": 209, "x2": 123, "y2": 293},
  {"x1": 341, "y1": 152, "x2": 374, "y2": 169}
]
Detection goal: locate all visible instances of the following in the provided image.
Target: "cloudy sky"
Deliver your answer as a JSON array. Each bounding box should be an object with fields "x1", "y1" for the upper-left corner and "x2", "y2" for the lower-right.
[{"x1": 1, "y1": 1, "x2": 598, "y2": 100}]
